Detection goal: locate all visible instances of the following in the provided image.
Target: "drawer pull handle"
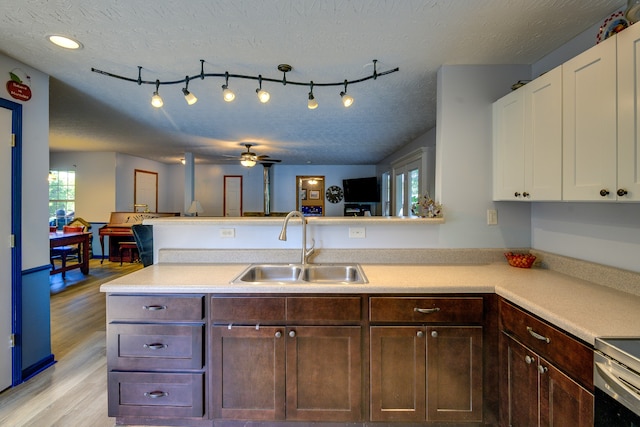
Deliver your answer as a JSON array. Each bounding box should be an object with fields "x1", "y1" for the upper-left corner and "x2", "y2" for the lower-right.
[
  {"x1": 143, "y1": 305, "x2": 167, "y2": 311},
  {"x1": 527, "y1": 327, "x2": 550, "y2": 343},
  {"x1": 143, "y1": 343, "x2": 167, "y2": 350},
  {"x1": 414, "y1": 307, "x2": 440, "y2": 314},
  {"x1": 144, "y1": 390, "x2": 168, "y2": 399}
]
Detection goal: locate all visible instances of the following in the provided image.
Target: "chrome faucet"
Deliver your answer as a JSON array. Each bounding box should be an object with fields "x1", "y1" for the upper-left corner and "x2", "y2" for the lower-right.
[{"x1": 279, "y1": 210, "x2": 315, "y2": 265}]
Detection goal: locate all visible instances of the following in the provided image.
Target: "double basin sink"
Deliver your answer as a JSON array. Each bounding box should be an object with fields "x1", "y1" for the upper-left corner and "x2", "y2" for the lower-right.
[{"x1": 231, "y1": 263, "x2": 368, "y2": 285}]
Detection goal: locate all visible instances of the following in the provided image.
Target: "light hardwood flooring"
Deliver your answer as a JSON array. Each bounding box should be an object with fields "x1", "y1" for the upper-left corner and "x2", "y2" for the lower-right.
[{"x1": 0, "y1": 259, "x2": 144, "y2": 427}]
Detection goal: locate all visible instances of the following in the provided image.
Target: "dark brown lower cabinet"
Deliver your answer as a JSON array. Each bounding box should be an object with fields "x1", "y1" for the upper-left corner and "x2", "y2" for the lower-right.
[
  {"x1": 370, "y1": 325, "x2": 483, "y2": 423},
  {"x1": 211, "y1": 324, "x2": 361, "y2": 422},
  {"x1": 500, "y1": 333, "x2": 594, "y2": 427}
]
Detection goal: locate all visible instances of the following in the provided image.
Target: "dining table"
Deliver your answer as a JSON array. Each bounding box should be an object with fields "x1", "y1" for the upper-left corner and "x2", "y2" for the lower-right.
[{"x1": 49, "y1": 231, "x2": 91, "y2": 277}]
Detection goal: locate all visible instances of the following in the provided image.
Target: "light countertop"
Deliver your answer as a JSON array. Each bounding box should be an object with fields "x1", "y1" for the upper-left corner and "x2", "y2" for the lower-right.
[{"x1": 100, "y1": 262, "x2": 640, "y2": 346}]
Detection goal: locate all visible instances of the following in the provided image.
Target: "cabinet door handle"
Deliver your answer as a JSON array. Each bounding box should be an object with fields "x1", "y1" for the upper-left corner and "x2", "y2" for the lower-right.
[
  {"x1": 275, "y1": 331, "x2": 282, "y2": 338},
  {"x1": 618, "y1": 189, "x2": 628, "y2": 197},
  {"x1": 417, "y1": 331, "x2": 424, "y2": 338},
  {"x1": 524, "y1": 355, "x2": 534, "y2": 365},
  {"x1": 144, "y1": 390, "x2": 168, "y2": 399},
  {"x1": 431, "y1": 330, "x2": 438, "y2": 338},
  {"x1": 414, "y1": 307, "x2": 440, "y2": 314},
  {"x1": 514, "y1": 192, "x2": 521, "y2": 198},
  {"x1": 600, "y1": 189, "x2": 610, "y2": 197},
  {"x1": 523, "y1": 192, "x2": 530, "y2": 198},
  {"x1": 289, "y1": 330, "x2": 296, "y2": 338},
  {"x1": 143, "y1": 343, "x2": 167, "y2": 350},
  {"x1": 142, "y1": 305, "x2": 167, "y2": 311},
  {"x1": 538, "y1": 365, "x2": 548, "y2": 374},
  {"x1": 527, "y1": 326, "x2": 550, "y2": 343}
]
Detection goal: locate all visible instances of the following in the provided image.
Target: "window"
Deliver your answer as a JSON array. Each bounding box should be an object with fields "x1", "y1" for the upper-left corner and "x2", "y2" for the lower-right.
[
  {"x1": 392, "y1": 150, "x2": 424, "y2": 216},
  {"x1": 48, "y1": 170, "x2": 75, "y2": 226}
]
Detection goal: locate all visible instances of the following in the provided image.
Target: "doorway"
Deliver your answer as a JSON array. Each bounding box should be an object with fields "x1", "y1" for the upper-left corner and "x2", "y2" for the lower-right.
[
  {"x1": 296, "y1": 176, "x2": 325, "y2": 216},
  {"x1": 0, "y1": 98, "x2": 22, "y2": 391},
  {"x1": 224, "y1": 175, "x2": 243, "y2": 216}
]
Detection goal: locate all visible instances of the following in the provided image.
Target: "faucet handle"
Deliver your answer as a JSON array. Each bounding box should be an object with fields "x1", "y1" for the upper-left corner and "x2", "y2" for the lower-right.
[{"x1": 306, "y1": 238, "x2": 316, "y2": 257}]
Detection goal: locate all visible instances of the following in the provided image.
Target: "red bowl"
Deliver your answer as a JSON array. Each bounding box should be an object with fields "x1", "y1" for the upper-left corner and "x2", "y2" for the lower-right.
[{"x1": 504, "y1": 252, "x2": 536, "y2": 268}]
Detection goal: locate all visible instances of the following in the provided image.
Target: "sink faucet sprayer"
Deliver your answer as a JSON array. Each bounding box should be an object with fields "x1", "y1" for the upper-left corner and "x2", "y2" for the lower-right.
[{"x1": 279, "y1": 210, "x2": 315, "y2": 265}]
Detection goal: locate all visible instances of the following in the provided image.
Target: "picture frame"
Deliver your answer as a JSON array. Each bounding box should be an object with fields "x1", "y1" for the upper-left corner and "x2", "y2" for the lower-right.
[
  {"x1": 309, "y1": 190, "x2": 320, "y2": 200},
  {"x1": 300, "y1": 189, "x2": 307, "y2": 200}
]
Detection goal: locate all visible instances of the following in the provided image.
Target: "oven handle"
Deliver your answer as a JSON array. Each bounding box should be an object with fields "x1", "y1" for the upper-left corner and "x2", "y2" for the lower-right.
[{"x1": 596, "y1": 361, "x2": 640, "y2": 404}]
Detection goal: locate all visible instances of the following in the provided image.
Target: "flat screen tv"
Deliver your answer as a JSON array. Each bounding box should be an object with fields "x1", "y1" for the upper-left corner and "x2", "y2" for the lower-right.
[{"x1": 342, "y1": 177, "x2": 380, "y2": 203}]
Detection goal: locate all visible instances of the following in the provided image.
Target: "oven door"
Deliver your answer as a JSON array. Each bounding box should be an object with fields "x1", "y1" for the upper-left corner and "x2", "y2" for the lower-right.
[{"x1": 594, "y1": 351, "x2": 640, "y2": 426}]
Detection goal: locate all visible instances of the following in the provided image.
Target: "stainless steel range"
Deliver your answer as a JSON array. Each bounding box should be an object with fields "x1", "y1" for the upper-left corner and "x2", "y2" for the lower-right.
[{"x1": 595, "y1": 337, "x2": 640, "y2": 426}]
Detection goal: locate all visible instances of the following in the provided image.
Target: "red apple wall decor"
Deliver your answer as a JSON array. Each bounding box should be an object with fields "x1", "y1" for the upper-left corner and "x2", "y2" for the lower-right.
[{"x1": 6, "y1": 71, "x2": 32, "y2": 101}]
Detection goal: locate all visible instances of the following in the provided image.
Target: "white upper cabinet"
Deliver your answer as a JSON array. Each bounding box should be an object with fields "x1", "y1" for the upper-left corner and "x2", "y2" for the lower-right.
[
  {"x1": 562, "y1": 35, "x2": 617, "y2": 201},
  {"x1": 493, "y1": 89, "x2": 526, "y2": 200},
  {"x1": 617, "y1": 22, "x2": 640, "y2": 201},
  {"x1": 524, "y1": 66, "x2": 563, "y2": 200},
  {"x1": 493, "y1": 66, "x2": 562, "y2": 201}
]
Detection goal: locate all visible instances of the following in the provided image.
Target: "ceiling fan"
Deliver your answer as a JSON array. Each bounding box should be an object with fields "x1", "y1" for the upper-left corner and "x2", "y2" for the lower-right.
[{"x1": 236, "y1": 144, "x2": 282, "y2": 167}]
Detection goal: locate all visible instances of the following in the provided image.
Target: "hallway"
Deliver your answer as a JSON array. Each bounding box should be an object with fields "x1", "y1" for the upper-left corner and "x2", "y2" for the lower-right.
[{"x1": 0, "y1": 259, "x2": 142, "y2": 426}]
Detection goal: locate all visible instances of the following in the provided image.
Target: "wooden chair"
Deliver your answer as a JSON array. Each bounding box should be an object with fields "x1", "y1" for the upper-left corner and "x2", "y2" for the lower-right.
[{"x1": 50, "y1": 225, "x2": 85, "y2": 278}]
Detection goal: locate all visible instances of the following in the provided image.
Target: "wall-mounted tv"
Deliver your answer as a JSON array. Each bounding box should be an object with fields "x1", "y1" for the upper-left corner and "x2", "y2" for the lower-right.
[{"x1": 342, "y1": 176, "x2": 380, "y2": 203}]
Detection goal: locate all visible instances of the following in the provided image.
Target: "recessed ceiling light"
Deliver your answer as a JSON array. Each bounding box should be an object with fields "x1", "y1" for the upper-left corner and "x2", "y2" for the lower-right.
[{"x1": 47, "y1": 35, "x2": 82, "y2": 50}]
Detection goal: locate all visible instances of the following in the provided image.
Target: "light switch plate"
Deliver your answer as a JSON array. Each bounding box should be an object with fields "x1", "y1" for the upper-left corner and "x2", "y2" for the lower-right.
[{"x1": 487, "y1": 209, "x2": 498, "y2": 225}]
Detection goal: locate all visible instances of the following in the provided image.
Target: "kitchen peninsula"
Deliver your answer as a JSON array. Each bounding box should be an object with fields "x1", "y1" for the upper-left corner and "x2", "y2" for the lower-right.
[{"x1": 101, "y1": 218, "x2": 640, "y2": 427}]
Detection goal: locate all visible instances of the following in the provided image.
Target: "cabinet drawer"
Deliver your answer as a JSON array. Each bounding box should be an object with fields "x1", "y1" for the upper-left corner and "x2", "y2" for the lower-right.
[
  {"x1": 108, "y1": 294, "x2": 204, "y2": 321},
  {"x1": 287, "y1": 297, "x2": 361, "y2": 322},
  {"x1": 108, "y1": 372, "x2": 204, "y2": 418},
  {"x1": 370, "y1": 297, "x2": 483, "y2": 323},
  {"x1": 108, "y1": 323, "x2": 204, "y2": 370},
  {"x1": 499, "y1": 299, "x2": 593, "y2": 389},
  {"x1": 211, "y1": 296, "x2": 286, "y2": 323}
]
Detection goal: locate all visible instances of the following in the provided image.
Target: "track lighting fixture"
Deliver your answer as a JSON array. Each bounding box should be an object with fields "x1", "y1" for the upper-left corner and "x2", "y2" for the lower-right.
[
  {"x1": 182, "y1": 76, "x2": 198, "y2": 105},
  {"x1": 92, "y1": 59, "x2": 398, "y2": 109},
  {"x1": 222, "y1": 72, "x2": 235, "y2": 102},
  {"x1": 151, "y1": 80, "x2": 163, "y2": 108},
  {"x1": 308, "y1": 81, "x2": 318, "y2": 110},
  {"x1": 256, "y1": 75, "x2": 270, "y2": 103},
  {"x1": 340, "y1": 80, "x2": 354, "y2": 107}
]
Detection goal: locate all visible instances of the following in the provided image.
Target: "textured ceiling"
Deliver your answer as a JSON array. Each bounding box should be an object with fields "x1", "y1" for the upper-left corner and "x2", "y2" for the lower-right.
[{"x1": 0, "y1": 0, "x2": 626, "y2": 165}]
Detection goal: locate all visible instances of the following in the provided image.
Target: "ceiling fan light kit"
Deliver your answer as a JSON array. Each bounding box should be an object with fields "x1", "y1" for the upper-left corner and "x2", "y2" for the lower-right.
[{"x1": 91, "y1": 59, "x2": 398, "y2": 109}]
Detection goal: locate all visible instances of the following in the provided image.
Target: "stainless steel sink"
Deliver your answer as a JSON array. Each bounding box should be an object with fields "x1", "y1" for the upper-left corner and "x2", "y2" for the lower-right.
[
  {"x1": 301, "y1": 264, "x2": 366, "y2": 284},
  {"x1": 234, "y1": 264, "x2": 302, "y2": 283},
  {"x1": 231, "y1": 263, "x2": 367, "y2": 285}
]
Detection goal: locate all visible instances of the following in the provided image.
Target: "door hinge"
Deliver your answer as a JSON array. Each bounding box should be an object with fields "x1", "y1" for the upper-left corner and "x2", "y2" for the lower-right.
[
  {"x1": 11, "y1": 134, "x2": 15, "y2": 147},
  {"x1": 10, "y1": 234, "x2": 15, "y2": 248},
  {"x1": 9, "y1": 334, "x2": 15, "y2": 347}
]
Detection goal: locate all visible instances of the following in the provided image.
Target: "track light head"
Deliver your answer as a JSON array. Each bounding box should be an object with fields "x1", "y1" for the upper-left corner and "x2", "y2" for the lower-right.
[
  {"x1": 222, "y1": 72, "x2": 235, "y2": 102},
  {"x1": 182, "y1": 76, "x2": 198, "y2": 105},
  {"x1": 151, "y1": 80, "x2": 163, "y2": 108},
  {"x1": 340, "y1": 91, "x2": 354, "y2": 107},
  {"x1": 308, "y1": 81, "x2": 318, "y2": 110},
  {"x1": 256, "y1": 75, "x2": 270, "y2": 103}
]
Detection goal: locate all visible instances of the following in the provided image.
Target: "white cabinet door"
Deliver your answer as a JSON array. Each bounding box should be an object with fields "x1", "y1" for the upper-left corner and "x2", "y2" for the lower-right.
[
  {"x1": 524, "y1": 66, "x2": 562, "y2": 201},
  {"x1": 493, "y1": 89, "x2": 525, "y2": 200},
  {"x1": 617, "y1": 23, "x2": 640, "y2": 201},
  {"x1": 562, "y1": 35, "x2": 617, "y2": 201}
]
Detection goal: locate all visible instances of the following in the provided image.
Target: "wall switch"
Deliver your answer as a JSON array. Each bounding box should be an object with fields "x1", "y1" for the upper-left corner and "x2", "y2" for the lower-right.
[
  {"x1": 219, "y1": 228, "x2": 235, "y2": 238},
  {"x1": 487, "y1": 209, "x2": 498, "y2": 225},
  {"x1": 349, "y1": 227, "x2": 366, "y2": 238}
]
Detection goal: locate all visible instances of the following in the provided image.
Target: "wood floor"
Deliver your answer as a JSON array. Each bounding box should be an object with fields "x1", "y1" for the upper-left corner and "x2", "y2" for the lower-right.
[{"x1": 0, "y1": 258, "x2": 144, "y2": 427}]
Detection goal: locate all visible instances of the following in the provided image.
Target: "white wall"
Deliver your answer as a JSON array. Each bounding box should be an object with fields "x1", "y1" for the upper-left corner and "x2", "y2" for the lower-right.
[
  {"x1": 0, "y1": 55, "x2": 49, "y2": 270},
  {"x1": 164, "y1": 163, "x2": 377, "y2": 217},
  {"x1": 115, "y1": 153, "x2": 173, "y2": 213},
  {"x1": 49, "y1": 151, "x2": 116, "y2": 223},
  {"x1": 435, "y1": 64, "x2": 532, "y2": 249}
]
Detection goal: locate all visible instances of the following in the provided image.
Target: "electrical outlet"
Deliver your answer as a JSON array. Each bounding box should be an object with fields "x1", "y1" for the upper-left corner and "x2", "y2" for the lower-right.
[
  {"x1": 349, "y1": 227, "x2": 366, "y2": 238},
  {"x1": 487, "y1": 209, "x2": 498, "y2": 225},
  {"x1": 219, "y1": 228, "x2": 235, "y2": 238}
]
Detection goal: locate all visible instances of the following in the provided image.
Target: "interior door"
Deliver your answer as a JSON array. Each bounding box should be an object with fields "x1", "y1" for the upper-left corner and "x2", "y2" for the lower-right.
[
  {"x1": 0, "y1": 105, "x2": 13, "y2": 391},
  {"x1": 224, "y1": 175, "x2": 242, "y2": 216}
]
